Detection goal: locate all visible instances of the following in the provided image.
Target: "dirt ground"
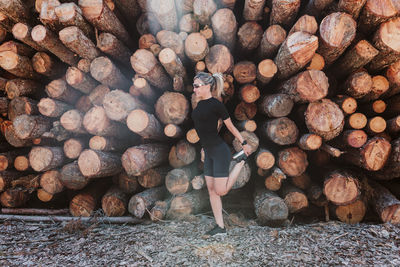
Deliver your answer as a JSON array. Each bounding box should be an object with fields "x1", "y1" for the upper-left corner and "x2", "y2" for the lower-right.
[{"x1": 1, "y1": 213, "x2": 399, "y2": 266}]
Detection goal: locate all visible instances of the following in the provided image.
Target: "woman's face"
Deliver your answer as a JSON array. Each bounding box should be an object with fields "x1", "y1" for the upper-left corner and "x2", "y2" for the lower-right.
[{"x1": 193, "y1": 78, "x2": 211, "y2": 99}]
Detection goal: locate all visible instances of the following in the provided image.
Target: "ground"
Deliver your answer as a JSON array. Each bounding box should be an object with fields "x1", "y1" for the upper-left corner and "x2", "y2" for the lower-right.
[{"x1": 0, "y1": 213, "x2": 399, "y2": 266}]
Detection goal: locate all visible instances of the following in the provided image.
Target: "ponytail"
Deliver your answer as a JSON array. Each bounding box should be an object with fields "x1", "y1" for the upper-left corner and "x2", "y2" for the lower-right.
[
  {"x1": 194, "y1": 71, "x2": 226, "y2": 98},
  {"x1": 212, "y1": 73, "x2": 225, "y2": 99}
]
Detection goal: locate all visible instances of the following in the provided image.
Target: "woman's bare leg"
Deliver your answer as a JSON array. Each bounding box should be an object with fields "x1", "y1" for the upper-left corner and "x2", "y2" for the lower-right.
[
  {"x1": 214, "y1": 160, "x2": 246, "y2": 196},
  {"x1": 205, "y1": 176, "x2": 224, "y2": 228}
]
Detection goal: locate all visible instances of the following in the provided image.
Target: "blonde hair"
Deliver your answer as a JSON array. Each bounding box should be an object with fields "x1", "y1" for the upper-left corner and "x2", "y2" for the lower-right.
[{"x1": 194, "y1": 72, "x2": 225, "y2": 99}]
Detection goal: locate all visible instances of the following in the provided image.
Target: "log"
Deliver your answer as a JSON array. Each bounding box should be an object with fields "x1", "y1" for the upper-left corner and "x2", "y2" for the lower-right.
[
  {"x1": 156, "y1": 29, "x2": 186, "y2": 62},
  {"x1": 0, "y1": 214, "x2": 142, "y2": 224},
  {"x1": 89, "y1": 136, "x2": 129, "y2": 151},
  {"x1": 255, "y1": 148, "x2": 275, "y2": 171},
  {"x1": 129, "y1": 78, "x2": 159, "y2": 105},
  {"x1": 254, "y1": 186, "x2": 288, "y2": 225},
  {"x1": 88, "y1": 84, "x2": 110, "y2": 106},
  {"x1": 278, "y1": 147, "x2": 308, "y2": 177},
  {"x1": 243, "y1": 0, "x2": 266, "y2": 21},
  {"x1": 40, "y1": 169, "x2": 64, "y2": 195},
  {"x1": 39, "y1": 0, "x2": 62, "y2": 32},
  {"x1": 148, "y1": 0, "x2": 178, "y2": 31},
  {"x1": 369, "y1": 180, "x2": 400, "y2": 224},
  {"x1": 383, "y1": 60, "x2": 400, "y2": 98},
  {"x1": 318, "y1": 12, "x2": 356, "y2": 65},
  {"x1": 205, "y1": 44, "x2": 234, "y2": 74},
  {"x1": 168, "y1": 140, "x2": 196, "y2": 168},
  {"x1": 1, "y1": 121, "x2": 33, "y2": 147},
  {"x1": 138, "y1": 165, "x2": 170, "y2": 189},
  {"x1": 192, "y1": 0, "x2": 217, "y2": 25},
  {"x1": 374, "y1": 137, "x2": 400, "y2": 180},
  {"x1": 45, "y1": 78, "x2": 82, "y2": 104},
  {"x1": 0, "y1": 208, "x2": 69, "y2": 215},
  {"x1": 289, "y1": 15, "x2": 318, "y2": 36},
  {"x1": 342, "y1": 130, "x2": 368, "y2": 148},
  {"x1": 258, "y1": 93, "x2": 293, "y2": 118},
  {"x1": 0, "y1": 149, "x2": 28, "y2": 171},
  {"x1": 5, "y1": 79, "x2": 41, "y2": 99},
  {"x1": 130, "y1": 49, "x2": 171, "y2": 91},
  {"x1": 321, "y1": 143, "x2": 344, "y2": 158},
  {"x1": 12, "y1": 23, "x2": 46, "y2": 52},
  {"x1": 0, "y1": 0, "x2": 31, "y2": 24},
  {"x1": 0, "y1": 40, "x2": 35, "y2": 57},
  {"x1": 186, "y1": 128, "x2": 199, "y2": 144},
  {"x1": 97, "y1": 32, "x2": 131, "y2": 67},
  {"x1": 179, "y1": 14, "x2": 199, "y2": 33},
  {"x1": 101, "y1": 186, "x2": 128, "y2": 216},
  {"x1": 332, "y1": 95, "x2": 357, "y2": 115},
  {"x1": 138, "y1": 34, "x2": 157, "y2": 49},
  {"x1": 155, "y1": 92, "x2": 189, "y2": 125},
  {"x1": 305, "y1": 99, "x2": 344, "y2": 140},
  {"x1": 63, "y1": 137, "x2": 87, "y2": 159},
  {"x1": 256, "y1": 59, "x2": 277, "y2": 86},
  {"x1": 31, "y1": 25, "x2": 79, "y2": 66},
  {"x1": 366, "y1": 116, "x2": 387, "y2": 135},
  {"x1": 346, "y1": 112, "x2": 367, "y2": 130},
  {"x1": 323, "y1": 170, "x2": 361, "y2": 206},
  {"x1": 291, "y1": 173, "x2": 311, "y2": 190},
  {"x1": 12, "y1": 114, "x2": 52, "y2": 140},
  {"x1": 128, "y1": 186, "x2": 167, "y2": 218},
  {"x1": 78, "y1": 0, "x2": 133, "y2": 47},
  {"x1": 0, "y1": 11, "x2": 14, "y2": 31},
  {"x1": 191, "y1": 173, "x2": 205, "y2": 190},
  {"x1": 164, "y1": 124, "x2": 183, "y2": 139},
  {"x1": 59, "y1": 26, "x2": 99, "y2": 60},
  {"x1": 306, "y1": 53, "x2": 325, "y2": 70},
  {"x1": 55, "y1": 2, "x2": 94, "y2": 40},
  {"x1": 127, "y1": 109, "x2": 166, "y2": 140},
  {"x1": 334, "y1": 199, "x2": 367, "y2": 224},
  {"x1": 298, "y1": 133, "x2": 322, "y2": 150},
  {"x1": 239, "y1": 84, "x2": 260, "y2": 104},
  {"x1": 14, "y1": 155, "x2": 30, "y2": 171},
  {"x1": 103, "y1": 89, "x2": 150, "y2": 123},
  {"x1": 0, "y1": 188, "x2": 30, "y2": 208},
  {"x1": 232, "y1": 130, "x2": 260, "y2": 154},
  {"x1": 159, "y1": 48, "x2": 187, "y2": 79},
  {"x1": 387, "y1": 116, "x2": 400, "y2": 136},
  {"x1": 150, "y1": 199, "x2": 170, "y2": 222},
  {"x1": 235, "y1": 120, "x2": 257, "y2": 133},
  {"x1": 233, "y1": 61, "x2": 256, "y2": 84},
  {"x1": 280, "y1": 183, "x2": 308, "y2": 213},
  {"x1": 274, "y1": 31, "x2": 318, "y2": 79},
  {"x1": 165, "y1": 164, "x2": 198, "y2": 195},
  {"x1": 264, "y1": 167, "x2": 286, "y2": 191},
  {"x1": 344, "y1": 71, "x2": 372, "y2": 99},
  {"x1": 261, "y1": 117, "x2": 299, "y2": 145},
  {"x1": 69, "y1": 178, "x2": 110, "y2": 217},
  {"x1": 60, "y1": 109, "x2": 86, "y2": 134},
  {"x1": 0, "y1": 171, "x2": 24, "y2": 191},
  {"x1": 279, "y1": 70, "x2": 329, "y2": 103},
  {"x1": 32, "y1": 52, "x2": 64, "y2": 78},
  {"x1": 0, "y1": 51, "x2": 40, "y2": 80},
  {"x1": 38, "y1": 98, "x2": 73, "y2": 118},
  {"x1": 75, "y1": 95, "x2": 93, "y2": 113},
  {"x1": 338, "y1": 0, "x2": 367, "y2": 19},
  {"x1": 270, "y1": 0, "x2": 300, "y2": 28},
  {"x1": 211, "y1": 8, "x2": 237, "y2": 50},
  {"x1": 90, "y1": 56, "x2": 130, "y2": 89},
  {"x1": 234, "y1": 101, "x2": 257, "y2": 121},
  {"x1": 82, "y1": 106, "x2": 130, "y2": 138},
  {"x1": 29, "y1": 146, "x2": 65, "y2": 172},
  {"x1": 367, "y1": 17, "x2": 400, "y2": 72},
  {"x1": 78, "y1": 149, "x2": 121, "y2": 178},
  {"x1": 237, "y1": 21, "x2": 263, "y2": 54},
  {"x1": 114, "y1": 171, "x2": 139, "y2": 194},
  {"x1": 359, "y1": 0, "x2": 398, "y2": 33},
  {"x1": 333, "y1": 40, "x2": 379, "y2": 78},
  {"x1": 136, "y1": 12, "x2": 162, "y2": 36},
  {"x1": 77, "y1": 58, "x2": 91, "y2": 73},
  {"x1": 342, "y1": 137, "x2": 391, "y2": 171},
  {"x1": 167, "y1": 189, "x2": 209, "y2": 219},
  {"x1": 122, "y1": 143, "x2": 170, "y2": 176}
]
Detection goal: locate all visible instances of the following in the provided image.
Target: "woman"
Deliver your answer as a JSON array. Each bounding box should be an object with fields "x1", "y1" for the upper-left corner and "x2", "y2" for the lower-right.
[{"x1": 191, "y1": 72, "x2": 252, "y2": 237}]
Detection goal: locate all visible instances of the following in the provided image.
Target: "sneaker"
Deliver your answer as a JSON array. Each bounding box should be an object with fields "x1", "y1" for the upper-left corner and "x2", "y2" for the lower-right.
[
  {"x1": 203, "y1": 225, "x2": 227, "y2": 237},
  {"x1": 232, "y1": 150, "x2": 248, "y2": 162}
]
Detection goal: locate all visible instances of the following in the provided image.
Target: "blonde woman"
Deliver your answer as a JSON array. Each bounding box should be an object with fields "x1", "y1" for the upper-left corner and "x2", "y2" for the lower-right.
[{"x1": 191, "y1": 72, "x2": 252, "y2": 236}]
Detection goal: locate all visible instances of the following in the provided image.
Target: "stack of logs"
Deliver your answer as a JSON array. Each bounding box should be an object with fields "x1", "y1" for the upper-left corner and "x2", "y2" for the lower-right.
[{"x1": 0, "y1": 0, "x2": 400, "y2": 225}]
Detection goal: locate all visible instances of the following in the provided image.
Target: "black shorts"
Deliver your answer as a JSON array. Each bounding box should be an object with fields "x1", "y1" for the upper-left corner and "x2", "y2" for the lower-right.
[{"x1": 203, "y1": 142, "x2": 232, "y2": 178}]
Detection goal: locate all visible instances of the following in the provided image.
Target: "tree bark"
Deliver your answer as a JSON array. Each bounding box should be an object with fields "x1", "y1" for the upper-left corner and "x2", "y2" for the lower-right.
[
  {"x1": 369, "y1": 180, "x2": 400, "y2": 224},
  {"x1": 31, "y1": 25, "x2": 79, "y2": 66},
  {"x1": 59, "y1": 26, "x2": 99, "y2": 60},
  {"x1": 128, "y1": 186, "x2": 167, "y2": 218},
  {"x1": 32, "y1": 52, "x2": 64, "y2": 78},
  {"x1": 90, "y1": 56, "x2": 130, "y2": 89},
  {"x1": 97, "y1": 32, "x2": 131, "y2": 67},
  {"x1": 0, "y1": 51, "x2": 41, "y2": 80},
  {"x1": 45, "y1": 78, "x2": 82, "y2": 104},
  {"x1": 338, "y1": 0, "x2": 367, "y2": 19},
  {"x1": 274, "y1": 31, "x2": 318, "y2": 79},
  {"x1": 270, "y1": 0, "x2": 301, "y2": 28},
  {"x1": 5, "y1": 79, "x2": 41, "y2": 99},
  {"x1": 12, "y1": 114, "x2": 52, "y2": 140},
  {"x1": 358, "y1": 0, "x2": 398, "y2": 34},
  {"x1": 89, "y1": 136, "x2": 130, "y2": 152},
  {"x1": 0, "y1": 0, "x2": 31, "y2": 24},
  {"x1": 122, "y1": 143, "x2": 170, "y2": 176},
  {"x1": 38, "y1": 98, "x2": 73, "y2": 118},
  {"x1": 29, "y1": 146, "x2": 65, "y2": 172}
]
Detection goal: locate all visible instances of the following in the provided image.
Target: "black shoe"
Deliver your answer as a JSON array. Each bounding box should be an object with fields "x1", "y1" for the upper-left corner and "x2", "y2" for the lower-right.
[
  {"x1": 232, "y1": 150, "x2": 248, "y2": 162},
  {"x1": 203, "y1": 225, "x2": 227, "y2": 237}
]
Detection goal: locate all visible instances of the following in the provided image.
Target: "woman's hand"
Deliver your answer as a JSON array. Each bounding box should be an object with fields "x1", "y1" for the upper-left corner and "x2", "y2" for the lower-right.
[{"x1": 242, "y1": 144, "x2": 252, "y2": 156}]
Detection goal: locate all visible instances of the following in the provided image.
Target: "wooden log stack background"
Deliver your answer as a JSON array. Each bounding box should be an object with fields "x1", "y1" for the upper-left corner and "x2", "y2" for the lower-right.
[{"x1": 0, "y1": 0, "x2": 399, "y2": 226}]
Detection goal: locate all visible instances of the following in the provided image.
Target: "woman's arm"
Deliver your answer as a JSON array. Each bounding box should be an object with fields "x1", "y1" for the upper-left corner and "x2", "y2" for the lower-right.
[{"x1": 223, "y1": 117, "x2": 252, "y2": 155}]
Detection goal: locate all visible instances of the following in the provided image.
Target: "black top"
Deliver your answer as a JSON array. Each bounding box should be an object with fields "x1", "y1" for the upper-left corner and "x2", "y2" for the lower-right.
[{"x1": 191, "y1": 97, "x2": 230, "y2": 148}]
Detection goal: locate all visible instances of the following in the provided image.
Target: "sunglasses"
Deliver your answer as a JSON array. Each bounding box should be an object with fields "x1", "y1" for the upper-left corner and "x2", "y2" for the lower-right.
[{"x1": 193, "y1": 83, "x2": 205, "y2": 88}]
